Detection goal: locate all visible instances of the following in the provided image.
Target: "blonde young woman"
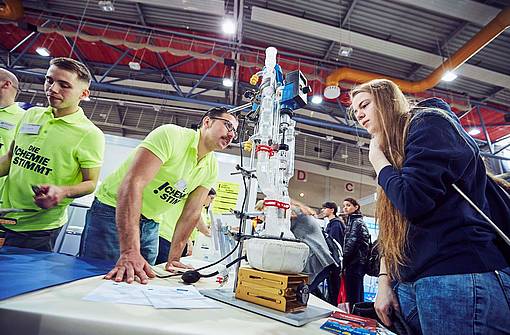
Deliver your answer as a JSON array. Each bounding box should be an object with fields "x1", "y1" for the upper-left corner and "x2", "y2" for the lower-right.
[{"x1": 350, "y1": 79, "x2": 510, "y2": 334}]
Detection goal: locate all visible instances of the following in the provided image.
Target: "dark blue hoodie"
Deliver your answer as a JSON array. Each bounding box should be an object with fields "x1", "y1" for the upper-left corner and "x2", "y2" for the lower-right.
[{"x1": 378, "y1": 98, "x2": 508, "y2": 281}]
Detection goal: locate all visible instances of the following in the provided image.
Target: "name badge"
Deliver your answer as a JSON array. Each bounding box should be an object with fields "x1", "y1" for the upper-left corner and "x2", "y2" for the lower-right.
[
  {"x1": 0, "y1": 121, "x2": 15, "y2": 130},
  {"x1": 20, "y1": 123, "x2": 41, "y2": 135},
  {"x1": 175, "y1": 179, "x2": 187, "y2": 192}
]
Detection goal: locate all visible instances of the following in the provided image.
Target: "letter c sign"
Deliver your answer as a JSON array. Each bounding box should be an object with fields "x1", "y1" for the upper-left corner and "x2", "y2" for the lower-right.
[{"x1": 345, "y1": 182, "x2": 354, "y2": 193}]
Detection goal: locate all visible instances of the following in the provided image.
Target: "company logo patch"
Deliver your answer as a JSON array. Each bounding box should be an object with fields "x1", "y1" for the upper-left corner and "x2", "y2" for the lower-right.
[
  {"x1": 12, "y1": 145, "x2": 53, "y2": 176},
  {"x1": 153, "y1": 181, "x2": 187, "y2": 205}
]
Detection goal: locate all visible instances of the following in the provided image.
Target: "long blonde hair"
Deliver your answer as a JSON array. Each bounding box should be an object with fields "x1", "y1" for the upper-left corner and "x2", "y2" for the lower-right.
[{"x1": 350, "y1": 79, "x2": 412, "y2": 279}]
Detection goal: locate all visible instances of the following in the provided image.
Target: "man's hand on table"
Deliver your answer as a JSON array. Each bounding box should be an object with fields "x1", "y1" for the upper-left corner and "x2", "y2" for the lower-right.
[
  {"x1": 165, "y1": 259, "x2": 194, "y2": 272},
  {"x1": 104, "y1": 250, "x2": 155, "y2": 284}
]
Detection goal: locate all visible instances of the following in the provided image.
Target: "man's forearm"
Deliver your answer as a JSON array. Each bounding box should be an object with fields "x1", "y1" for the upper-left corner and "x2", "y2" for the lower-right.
[
  {"x1": 0, "y1": 153, "x2": 12, "y2": 177},
  {"x1": 168, "y1": 216, "x2": 199, "y2": 261},
  {"x1": 116, "y1": 181, "x2": 144, "y2": 253},
  {"x1": 61, "y1": 180, "x2": 97, "y2": 198},
  {"x1": 196, "y1": 217, "x2": 210, "y2": 236}
]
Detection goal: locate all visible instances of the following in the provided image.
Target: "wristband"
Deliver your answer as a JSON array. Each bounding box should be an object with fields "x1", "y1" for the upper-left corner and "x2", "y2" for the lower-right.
[{"x1": 378, "y1": 273, "x2": 388, "y2": 277}]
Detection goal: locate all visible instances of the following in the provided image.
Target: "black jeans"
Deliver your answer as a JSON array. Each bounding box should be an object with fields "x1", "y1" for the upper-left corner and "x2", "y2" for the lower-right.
[
  {"x1": 327, "y1": 265, "x2": 342, "y2": 306},
  {"x1": 344, "y1": 266, "x2": 365, "y2": 305},
  {"x1": 3, "y1": 226, "x2": 63, "y2": 252},
  {"x1": 155, "y1": 236, "x2": 188, "y2": 265}
]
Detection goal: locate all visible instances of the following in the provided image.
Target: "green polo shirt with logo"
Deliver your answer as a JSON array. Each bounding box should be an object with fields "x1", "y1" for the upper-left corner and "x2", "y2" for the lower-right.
[
  {"x1": 0, "y1": 102, "x2": 25, "y2": 193},
  {"x1": 157, "y1": 205, "x2": 210, "y2": 243},
  {"x1": 96, "y1": 124, "x2": 218, "y2": 242},
  {"x1": 2, "y1": 106, "x2": 105, "y2": 232}
]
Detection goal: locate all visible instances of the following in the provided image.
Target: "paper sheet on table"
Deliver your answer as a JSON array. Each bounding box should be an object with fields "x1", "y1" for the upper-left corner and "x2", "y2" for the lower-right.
[
  {"x1": 82, "y1": 281, "x2": 222, "y2": 309},
  {"x1": 143, "y1": 285, "x2": 222, "y2": 309},
  {"x1": 82, "y1": 281, "x2": 152, "y2": 306}
]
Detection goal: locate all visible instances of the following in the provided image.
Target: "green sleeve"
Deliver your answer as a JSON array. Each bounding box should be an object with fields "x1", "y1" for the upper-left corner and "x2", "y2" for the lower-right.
[
  {"x1": 76, "y1": 127, "x2": 105, "y2": 168},
  {"x1": 139, "y1": 125, "x2": 178, "y2": 164},
  {"x1": 200, "y1": 157, "x2": 218, "y2": 190}
]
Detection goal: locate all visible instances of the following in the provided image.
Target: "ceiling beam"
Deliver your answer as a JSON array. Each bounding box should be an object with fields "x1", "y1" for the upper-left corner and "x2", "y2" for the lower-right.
[
  {"x1": 481, "y1": 86, "x2": 506, "y2": 102},
  {"x1": 341, "y1": 0, "x2": 359, "y2": 27},
  {"x1": 391, "y1": 0, "x2": 500, "y2": 26},
  {"x1": 250, "y1": 6, "x2": 510, "y2": 90},
  {"x1": 408, "y1": 21, "x2": 471, "y2": 78},
  {"x1": 135, "y1": 3, "x2": 147, "y2": 27}
]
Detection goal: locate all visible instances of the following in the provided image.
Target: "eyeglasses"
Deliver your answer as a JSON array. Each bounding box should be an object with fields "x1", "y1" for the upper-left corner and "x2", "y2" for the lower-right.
[{"x1": 210, "y1": 117, "x2": 238, "y2": 140}]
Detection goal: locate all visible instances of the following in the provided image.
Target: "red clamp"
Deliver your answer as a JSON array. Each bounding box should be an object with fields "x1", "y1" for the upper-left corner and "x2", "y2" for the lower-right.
[
  {"x1": 255, "y1": 144, "x2": 275, "y2": 157},
  {"x1": 263, "y1": 199, "x2": 290, "y2": 210}
]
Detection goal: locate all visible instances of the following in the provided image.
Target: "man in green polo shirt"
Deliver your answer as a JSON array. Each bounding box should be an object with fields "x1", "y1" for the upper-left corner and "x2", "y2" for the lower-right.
[
  {"x1": 0, "y1": 58, "x2": 105, "y2": 251},
  {"x1": 80, "y1": 107, "x2": 238, "y2": 284},
  {"x1": 0, "y1": 68, "x2": 25, "y2": 194}
]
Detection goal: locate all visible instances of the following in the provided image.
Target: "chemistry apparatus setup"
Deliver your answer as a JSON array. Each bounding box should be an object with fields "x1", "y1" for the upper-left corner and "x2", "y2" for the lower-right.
[{"x1": 200, "y1": 47, "x2": 332, "y2": 326}]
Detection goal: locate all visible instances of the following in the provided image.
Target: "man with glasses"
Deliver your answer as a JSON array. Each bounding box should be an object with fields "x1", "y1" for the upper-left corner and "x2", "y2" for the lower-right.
[
  {"x1": 80, "y1": 106, "x2": 238, "y2": 284},
  {"x1": 0, "y1": 69, "x2": 25, "y2": 195}
]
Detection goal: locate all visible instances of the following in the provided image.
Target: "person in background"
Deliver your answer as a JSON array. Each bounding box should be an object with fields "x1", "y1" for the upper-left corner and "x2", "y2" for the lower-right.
[
  {"x1": 0, "y1": 68, "x2": 25, "y2": 247},
  {"x1": 340, "y1": 197, "x2": 370, "y2": 307},
  {"x1": 320, "y1": 201, "x2": 345, "y2": 306},
  {"x1": 195, "y1": 187, "x2": 216, "y2": 238},
  {"x1": 290, "y1": 199, "x2": 336, "y2": 302},
  {"x1": 350, "y1": 78, "x2": 510, "y2": 333},
  {"x1": 0, "y1": 58, "x2": 104, "y2": 252},
  {"x1": 182, "y1": 187, "x2": 216, "y2": 258},
  {"x1": 0, "y1": 68, "x2": 25, "y2": 195}
]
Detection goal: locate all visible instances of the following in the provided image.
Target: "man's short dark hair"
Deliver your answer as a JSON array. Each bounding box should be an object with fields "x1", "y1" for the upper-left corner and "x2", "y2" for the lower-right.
[
  {"x1": 199, "y1": 106, "x2": 236, "y2": 127},
  {"x1": 322, "y1": 201, "x2": 338, "y2": 215},
  {"x1": 50, "y1": 57, "x2": 92, "y2": 85}
]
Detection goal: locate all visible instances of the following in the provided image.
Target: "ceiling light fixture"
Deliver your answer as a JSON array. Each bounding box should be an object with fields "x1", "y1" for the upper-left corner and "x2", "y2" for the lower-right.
[
  {"x1": 324, "y1": 85, "x2": 340, "y2": 99},
  {"x1": 36, "y1": 47, "x2": 50, "y2": 57},
  {"x1": 222, "y1": 18, "x2": 236, "y2": 35},
  {"x1": 468, "y1": 128, "x2": 481, "y2": 136},
  {"x1": 441, "y1": 71, "x2": 457, "y2": 82},
  {"x1": 222, "y1": 77, "x2": 233, "y2": 87},
  {"x1": 339, "y1": 46, "x2": 353, "y2": 57},
  {"x1": 128, "y1": 61, "x2": 141, "y2": 71},
  {"x1": 311, "y1": 95, "x2": 323, "y2": 104},
  {"x1": 98, "y1": 0, "x2": 115, "y2": 12}
]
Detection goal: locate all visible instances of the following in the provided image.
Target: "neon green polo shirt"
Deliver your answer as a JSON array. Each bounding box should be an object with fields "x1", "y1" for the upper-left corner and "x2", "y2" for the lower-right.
[
  {"x1": 2, "y1": 106, "x2": 105, "y2": 232},
  {"x1": 0, "y1": 102, "x2": 25, "y2": 193},
  {"x1": 96, "y1": 124, "x2": 218, "y2": 242},
  {"x1": 158, "y1": 206, "x2": 209, "y2": 243}
]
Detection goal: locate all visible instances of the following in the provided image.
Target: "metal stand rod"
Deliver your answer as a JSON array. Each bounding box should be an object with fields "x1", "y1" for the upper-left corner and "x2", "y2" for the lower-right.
[
  {"x1": 232, "y1": 141, "x2": 257, "y2": 292},
  {"x1": 227, "y1": 102, "x2": 252, "y2": 115}
]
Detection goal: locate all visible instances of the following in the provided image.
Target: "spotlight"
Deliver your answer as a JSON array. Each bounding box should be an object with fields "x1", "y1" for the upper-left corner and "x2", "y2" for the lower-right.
[
  {"x1": 468, "y1": 128, "x2": 481, "y2": 136},
  {"x1": 324, "y1": 85, "x2": 340, "y2": 99},
  {"x1": 36, "y1": 47, "x2": 50, "y2": 57},
  {"x1": 311, "y1": 95, "x2": 323, "y2": 104},
  {"x1": 222, "y1": 77, "x2": 233, "y2": 87},
  {"x1": 222, "y1": 18, "x2": 236, "y2": 35},
  {"x1": 98, "y1": 0, "x2": 114, "y2": 12},
  {"x1": 339, "y1": 46, "x2": 353, "y2": 57},
  {"x1": 128, "y1": 61, "x2": 141, "y2": 71},
  {"x1": 441, "y1": 71, "x2": 457, "y2": 82},
  {"x1": 299, "y1": 192, "x2": 305, "y2": 197}
]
